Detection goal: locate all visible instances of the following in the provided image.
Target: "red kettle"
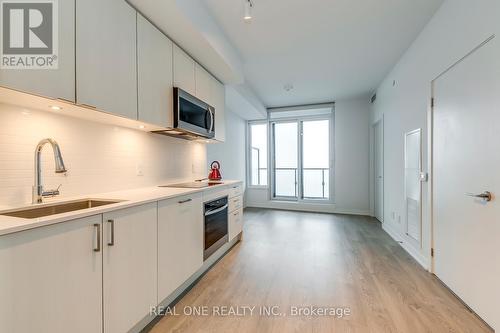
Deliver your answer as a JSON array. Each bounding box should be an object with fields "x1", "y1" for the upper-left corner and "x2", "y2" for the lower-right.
[{"x1": 208, "y1": 161, "x2": 222, "y2": 181}]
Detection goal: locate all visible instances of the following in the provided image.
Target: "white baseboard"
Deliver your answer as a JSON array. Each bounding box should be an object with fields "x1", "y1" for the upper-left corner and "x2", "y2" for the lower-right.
[
  {"x1": 334, "y1": 208, "x2": 373, "y2": 216},
  {"x1": 246, "y1": 201, "x2": 371, "y2": 216},
  {"x1": 382, "y1": 222, "x2": 430, "y2": 270}
]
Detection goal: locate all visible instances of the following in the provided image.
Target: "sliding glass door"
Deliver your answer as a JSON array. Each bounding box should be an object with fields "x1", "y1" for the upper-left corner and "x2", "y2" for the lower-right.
[
  {"x1": 302, "y1": 120, "x2": 330, "y2": 199},
  {"x1": 273, "y1": 122, "x2": 298, "y2": 198},
  {"x1": 271, "y1": 117, "x2": 332, "y2": 202}
]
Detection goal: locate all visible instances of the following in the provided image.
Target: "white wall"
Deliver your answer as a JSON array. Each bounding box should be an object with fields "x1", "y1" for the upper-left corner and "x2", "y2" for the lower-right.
[
  {"x1": 207, "y1": 109, "x2": 246, "y2": 183},
  {"x1": 0, "y1": 104, "x2": 207, "y2": 208},
  {"x1": 371, "y1": 0, "x2": 500, "y2": 268},
  {"x1": 246, "y1": 97, "x2": 371, "y2": 215},
  {"x1": 334, "y1": 98, "x2": 371, "y2": 214}
]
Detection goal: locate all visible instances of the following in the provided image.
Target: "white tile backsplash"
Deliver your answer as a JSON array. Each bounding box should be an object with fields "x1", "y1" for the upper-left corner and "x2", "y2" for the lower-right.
[{"x1": 0, "y1": 104, "x2": 207, "y2": 208}]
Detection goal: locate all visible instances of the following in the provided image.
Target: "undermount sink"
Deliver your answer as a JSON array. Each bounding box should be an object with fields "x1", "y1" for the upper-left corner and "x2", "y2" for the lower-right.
[{"x1": 0, "y1": 199, "x2": 123, "y2": 219}]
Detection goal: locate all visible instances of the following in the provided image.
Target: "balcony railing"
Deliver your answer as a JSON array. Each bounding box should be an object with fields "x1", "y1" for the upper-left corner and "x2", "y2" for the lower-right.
[
  {"x1": 274, "y1": 167, "x2": 329, "y2": 199},
  {"x1": 252, "y1": 147, "x2": 329, "y2": 199},
  {"x1": 251, "y1": 147, "x2": 267, "y2": 185}
]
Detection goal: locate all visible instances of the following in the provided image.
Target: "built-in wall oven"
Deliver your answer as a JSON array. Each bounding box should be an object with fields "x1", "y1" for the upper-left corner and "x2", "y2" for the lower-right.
[
  {"x1": 173, "y1": 87, "x2": 215, "y2": 139},
  {"x1": 204, "y1": 196, "x2": 228, "y2": 260}
]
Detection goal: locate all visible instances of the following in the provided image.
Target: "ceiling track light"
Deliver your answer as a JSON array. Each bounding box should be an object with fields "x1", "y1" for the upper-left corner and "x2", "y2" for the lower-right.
[{"x1": 244, "y1": 0, "x2": 253, "y2": 21}]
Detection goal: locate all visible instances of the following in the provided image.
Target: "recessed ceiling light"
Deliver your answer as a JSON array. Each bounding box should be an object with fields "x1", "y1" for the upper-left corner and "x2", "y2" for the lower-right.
[
  {"x1": 243, "y1": 0, "x2": 253, "y2": 21},
  {"x1": 139, "y1": 125, "x2": 145, "y2": 129},
  {"x1": 49, "y1": 105, "x2": 62, "y2": 111},
  {"x1": 21, "y1": 110, "x2": 31, "y2": 116}
]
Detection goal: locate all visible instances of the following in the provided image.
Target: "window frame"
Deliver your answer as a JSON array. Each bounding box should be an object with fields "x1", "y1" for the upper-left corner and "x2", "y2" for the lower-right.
[
  {"x1": 270, "y1": 113, "x2": 335, "y2": 204},
  {"x1": 247, "y1": 120, "x2": 269, "y2": 189}
]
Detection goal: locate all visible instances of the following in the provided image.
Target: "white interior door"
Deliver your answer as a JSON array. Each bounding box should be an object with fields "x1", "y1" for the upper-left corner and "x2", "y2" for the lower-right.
[
  {"x1": 433, "y1": 36, "x2": 500, "y2": 330},
  {"x1": 374, "y1": 120, "x2": 384, "y2": 222}
]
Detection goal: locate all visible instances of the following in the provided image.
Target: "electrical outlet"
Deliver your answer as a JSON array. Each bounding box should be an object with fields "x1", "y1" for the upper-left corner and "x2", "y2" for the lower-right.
[{"x1": 391, "y1": 212, "x2": 396, "y2": 220}]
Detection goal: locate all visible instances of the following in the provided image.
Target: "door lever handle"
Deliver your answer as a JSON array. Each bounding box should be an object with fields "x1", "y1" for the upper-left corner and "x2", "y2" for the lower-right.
[{"x1": 465, "y1": 191, "x2": 492, "y2": 202}]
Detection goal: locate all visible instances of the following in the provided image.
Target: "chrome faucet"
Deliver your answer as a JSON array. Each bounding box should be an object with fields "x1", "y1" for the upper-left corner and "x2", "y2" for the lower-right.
[{"x1": 33, "y1": 138, "x2": 67, "y2": 204}]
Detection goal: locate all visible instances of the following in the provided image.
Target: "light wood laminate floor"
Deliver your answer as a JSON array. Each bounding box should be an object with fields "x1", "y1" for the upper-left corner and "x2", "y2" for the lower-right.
[{"x1": 148, "y1": 208, "x2": 492, "y2": 333}]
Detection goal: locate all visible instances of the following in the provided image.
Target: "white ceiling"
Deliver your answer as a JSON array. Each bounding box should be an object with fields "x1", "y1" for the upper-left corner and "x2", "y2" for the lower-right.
[{"x1": 203, "y1": 0, "x2": 444, "y2": 107}]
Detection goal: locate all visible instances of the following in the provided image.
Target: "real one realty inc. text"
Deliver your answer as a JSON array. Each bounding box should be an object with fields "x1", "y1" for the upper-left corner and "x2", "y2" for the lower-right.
[{"x1": 150, "y1": 305, "x2": 352, "y2": 318}]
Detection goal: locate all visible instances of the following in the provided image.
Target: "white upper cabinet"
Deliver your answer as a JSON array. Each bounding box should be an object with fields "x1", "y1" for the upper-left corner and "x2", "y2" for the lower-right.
[
  {"x1": 195, "y1": 64, "x2": 213, "y2": 105},
  {"x1": 137, "y1": 14, "x2": 173, "y2": 128},
  {"x1": 173, "y1": 44, "x2": 196, "y2": 96},
  {"x1": 212, "y1": 79, "x2": 226, "y2": 142},
  {"x1": 0, "y1": 215, "x2": 103, "y2": 333},
  {"x1": 194, "y1": 63, "x2": 226, "y2": 142},
  {"x1": 158, "y1": 193, "x2": 203, "y2": 302},
  {"x1": 103, "y1": 203, "x2": 158, "y2": 333},
  {"x1": 76, "y1": 0, "x2": 137, "y2": 119},
  {"x1": 0, "y1": 0, "x2": 75, "y2": 102}
]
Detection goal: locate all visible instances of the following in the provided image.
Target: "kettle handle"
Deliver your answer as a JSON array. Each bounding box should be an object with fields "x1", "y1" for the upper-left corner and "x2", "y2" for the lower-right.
[{"x1": 211, "y1": 161, "x2": 220, "y2": 169}]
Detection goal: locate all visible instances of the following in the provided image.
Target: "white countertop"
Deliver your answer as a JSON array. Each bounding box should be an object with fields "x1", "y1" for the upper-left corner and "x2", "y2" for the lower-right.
[{"x1": 0, "y1": 180, "x2": 243, "y2": 236}]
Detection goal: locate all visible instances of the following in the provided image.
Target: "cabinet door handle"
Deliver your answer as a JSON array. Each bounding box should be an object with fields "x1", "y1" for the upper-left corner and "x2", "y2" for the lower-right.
[
  {"x1": 56, "y1": 97, "x2": 74, "y2": 104},
  {"x1": 93, "y1": 224, "x2": 101, "y2": 252},
  {"x1": 178, "y1": 198, "x2": 192, "y2": 204},
  {"x1": 107, "y1": 219, "x2": 115, "y2": 246},
  {"x1": 80, "y1": 103, "x2": 97, "y2": 109}
]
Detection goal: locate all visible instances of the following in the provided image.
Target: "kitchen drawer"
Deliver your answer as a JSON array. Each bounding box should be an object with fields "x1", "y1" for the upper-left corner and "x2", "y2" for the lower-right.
[
  {"x1": 229, "y1": 195, "x2": 243, "y2": 213},
  {"x1": 228, "y1": 207, "x2": 243, "y2": 241},
  {"x1": 228, "y1": 184, "x2": 243, "y2": 198}
]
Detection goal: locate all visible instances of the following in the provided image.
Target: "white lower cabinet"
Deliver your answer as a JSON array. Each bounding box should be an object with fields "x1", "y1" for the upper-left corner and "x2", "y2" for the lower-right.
[
  {"x1": 0, "y1": 186, "x2": 240, "y2": 332},
  {"x1": 0, "y1": 215, "x2": 103, "y2": 333},
  {"x1": 228, "y1": 185, "x2": 244, "y2": 241},
  {"x1": 103, "y1": 203, "x2": 158, "y2": 333},
  {"x1": 158, "y1": 193, "x2": 203, "y2": 301},
  {"x1": 229, "y1": 207, "x2": 243, "y2": 241}
]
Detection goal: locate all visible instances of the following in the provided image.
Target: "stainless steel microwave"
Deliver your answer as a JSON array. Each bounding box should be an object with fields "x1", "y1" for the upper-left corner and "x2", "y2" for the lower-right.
[{"x1": 173, "y1": 87, "x2": 215, "y2": 139}]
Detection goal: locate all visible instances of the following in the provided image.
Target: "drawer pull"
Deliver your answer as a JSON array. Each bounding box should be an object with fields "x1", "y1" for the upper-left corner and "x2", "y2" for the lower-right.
[{"x1": 178, "y1": 198, "x2": 193, "y2": 204}]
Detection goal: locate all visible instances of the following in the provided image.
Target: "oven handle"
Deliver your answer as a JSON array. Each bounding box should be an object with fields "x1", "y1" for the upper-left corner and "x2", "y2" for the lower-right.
[{"x1": 205, "y1": 204, "x2": 228, "y2": 216}]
